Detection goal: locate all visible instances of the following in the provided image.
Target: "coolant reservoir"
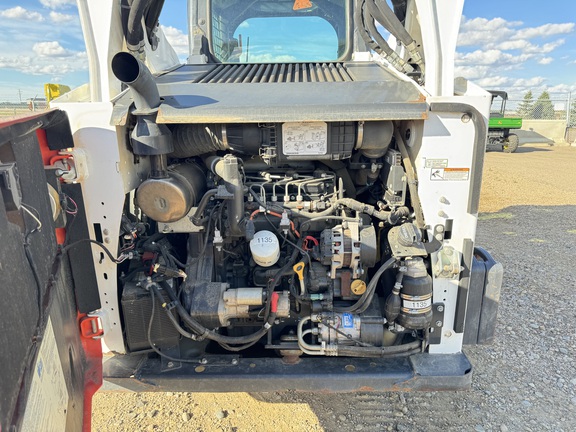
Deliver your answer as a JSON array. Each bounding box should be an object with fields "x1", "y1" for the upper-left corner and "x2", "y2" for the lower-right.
[{"x1": 250, "y1": 230, "x2": 280, "y2": 267}]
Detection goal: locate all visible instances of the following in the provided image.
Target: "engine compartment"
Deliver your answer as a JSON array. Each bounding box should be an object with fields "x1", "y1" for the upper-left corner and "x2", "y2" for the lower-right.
[{"x1": 109, "y1": 53, "x2": 440, "y2": 362}]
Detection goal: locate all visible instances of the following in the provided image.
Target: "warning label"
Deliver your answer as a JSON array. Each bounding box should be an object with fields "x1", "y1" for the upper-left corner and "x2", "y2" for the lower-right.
[
  {"x1": 430, "y1": 167, "x2": 470, "y2": 181},
  {"x1": 282, "y1": 122, "x2": 328, "y2": 156}
]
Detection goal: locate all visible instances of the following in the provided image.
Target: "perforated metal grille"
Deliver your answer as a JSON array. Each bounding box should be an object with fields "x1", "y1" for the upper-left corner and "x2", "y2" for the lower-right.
[{"x1": 194, "y1": 63, "x2": 354, "y2": 84}]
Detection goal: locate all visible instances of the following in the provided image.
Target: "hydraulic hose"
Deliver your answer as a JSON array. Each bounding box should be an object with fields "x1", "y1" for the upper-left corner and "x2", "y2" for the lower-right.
[
  {"x1": 366, "y1": 0, "x2": 423, "y2": 71},
  {"x1": 334, "y1": 256, "x2": 398, "y2": 314},
  {"x1": 126, "y1": 0, "x2": 153, "y2": 53},
  {"x1": 335, "y1": 340, "x2": 422, "y2": 357},
  {"x1": 191, "y1": 188, "x2": 218, "y2": 225},
  {"x1": 153, "y1": 281, "x2": 276, "y2": 345}
]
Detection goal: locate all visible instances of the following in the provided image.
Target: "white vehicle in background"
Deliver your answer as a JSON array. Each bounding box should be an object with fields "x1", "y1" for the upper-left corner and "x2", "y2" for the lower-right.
[{"x1": 1, "y1": 1, "x2": 502, "y2": 430}]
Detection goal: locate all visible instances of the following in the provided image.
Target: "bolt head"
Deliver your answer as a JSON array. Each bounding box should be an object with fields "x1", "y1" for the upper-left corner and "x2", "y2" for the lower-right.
[
  {"x1": 435, "y1": 320, "x2": 443, "y2": 327},
  {"x1": 437, "y1": 305, "x2": 444, "y2": 312}
]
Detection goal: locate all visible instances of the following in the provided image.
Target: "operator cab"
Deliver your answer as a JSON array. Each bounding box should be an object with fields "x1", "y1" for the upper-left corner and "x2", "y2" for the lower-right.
[{"x1": 207, "y1": 0, "x2": 351, "y2": 63}]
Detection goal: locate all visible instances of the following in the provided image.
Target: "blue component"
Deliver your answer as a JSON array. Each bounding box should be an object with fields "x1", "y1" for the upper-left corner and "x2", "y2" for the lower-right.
[{"x1": 342, "y1": 313, "x2": 354, "y2": 329}]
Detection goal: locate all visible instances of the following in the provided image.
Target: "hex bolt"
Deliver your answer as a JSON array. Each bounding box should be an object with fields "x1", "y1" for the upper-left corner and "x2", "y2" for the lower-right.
[
  {"x1": 167, "y1": 361, "x2": 174, "y2": 368},
  {"x1": 231, "y1": 358, "x2": 238, "y2": 365},
  {"x1": 200, "y1": 358, "x2": 208, "y2": 365},
  {"x1": 437, "y1": 305, "x2": 444, "y2": 312},
  {"x1": 435, "y1": 320, "x2": 443, "y2": 327}
]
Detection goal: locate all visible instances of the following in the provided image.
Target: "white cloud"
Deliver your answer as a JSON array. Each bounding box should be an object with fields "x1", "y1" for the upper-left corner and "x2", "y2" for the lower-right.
[
  {"x1": 456, "y1": 16, "x2": 575, "y2": 94},
  {"x1": 160, "y1": 25, "x2": 189, "y2": 56},
  {"x1": 512, "y1": 77, "x2": 547, "y2": 88},
  {"x1": 513, "y1": 23, "x2": 575, "y2": 40},
  {"x1": 475, "y1": 76, "x2": 513, "y2": 89},
  {"x1": 0, "y1": 54, "x2": 83, "y2": 76},
  {"x1": 238, "y1": 21, "x2": 250, "y2": 29},
  {"x1": 33, "y1": 41, "x2": 73, "y2": 57},
  {"x1": 39, "y1": 0, "x2": 76, "y2": 9},
  {"x1": 456, "y1": 49, "x2": 530, "y2": 67},
  {"x1": 0, "y1": 6, "x2": 44, "y2": 22},
  {"x1": 49, "y1": 11, "x2": 75, "y2": 23}
]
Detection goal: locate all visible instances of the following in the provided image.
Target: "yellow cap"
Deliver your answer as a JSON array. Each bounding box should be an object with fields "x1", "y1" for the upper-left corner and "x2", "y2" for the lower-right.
[{"x1": 351, "y1": 280, "x2": 367, "y2": 295}]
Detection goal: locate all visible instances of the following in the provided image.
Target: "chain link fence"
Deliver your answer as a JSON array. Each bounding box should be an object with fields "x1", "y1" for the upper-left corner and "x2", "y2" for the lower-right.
[
  {"x1": 505, "y1": 97, "x2": 573, "y2": 122},
  {"x1": 0, "y1": 94, "x2": 48, "y2": 118}
]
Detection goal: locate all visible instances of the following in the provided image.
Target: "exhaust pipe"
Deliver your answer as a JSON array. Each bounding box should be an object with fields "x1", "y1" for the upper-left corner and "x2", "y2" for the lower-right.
[
  {"x1": 112, "y1": 52, "x2": 161, "y2": 113},
  {"x1": 112, "y1": 51, "x2": 203, "y2": 224},
  {"x1": 111, "y1": 52, "x2": 172, "y2": 156}
]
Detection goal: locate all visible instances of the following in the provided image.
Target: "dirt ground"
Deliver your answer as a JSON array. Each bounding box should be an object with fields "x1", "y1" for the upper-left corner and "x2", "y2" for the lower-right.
[
  {"x1": 479, "y1": 144, "x2": 576, "y2": 212},
  {"x1": 92, "y1": 143, "x2": 576, "y2": 432}
]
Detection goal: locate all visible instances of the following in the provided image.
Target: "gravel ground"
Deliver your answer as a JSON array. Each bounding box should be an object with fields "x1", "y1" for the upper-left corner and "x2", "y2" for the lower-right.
[{"x1": 92, "y1": 143, "x2": 576, "y2": 432}]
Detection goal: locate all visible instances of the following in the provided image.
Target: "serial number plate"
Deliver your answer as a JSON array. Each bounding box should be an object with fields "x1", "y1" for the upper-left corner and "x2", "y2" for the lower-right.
[
  {"x1": 282, "y1": 122, "x2": 328, "y2": 156},
  {"x1": 403, "y1": 299, "x2": 432, "y2": 309}
]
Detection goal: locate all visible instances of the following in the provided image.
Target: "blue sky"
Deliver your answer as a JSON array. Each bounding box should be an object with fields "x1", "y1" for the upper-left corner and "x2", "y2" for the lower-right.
[{"x1": 0, "y1": 1, "x2": 575, "y2": 101}]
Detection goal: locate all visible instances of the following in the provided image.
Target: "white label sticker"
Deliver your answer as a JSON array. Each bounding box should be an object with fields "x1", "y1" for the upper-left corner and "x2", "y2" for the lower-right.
[
  {"x1": 425, "y1": 158, "x2": 449, "y2": 168},
  {"x1": 21, "y1": 318, "x2": 69, "y2": 432},
  {"x1": 430, "y1": 167, "x2": 470, "y2": 181},
  {"x1": 282, "y1": 122, "x2": 328, "y2": 156},
  {"x1": 403, "y1": 298, "x2": 432, "y2": 310}
]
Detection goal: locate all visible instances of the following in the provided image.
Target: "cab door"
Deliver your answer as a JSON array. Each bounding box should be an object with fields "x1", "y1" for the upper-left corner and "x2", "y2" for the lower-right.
[{"x1": 0, "y1": 111, "x2": 102, "y2": 432}]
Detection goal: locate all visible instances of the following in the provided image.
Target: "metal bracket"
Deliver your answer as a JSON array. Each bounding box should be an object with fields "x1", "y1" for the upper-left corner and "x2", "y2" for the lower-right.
[
  {"x1": 53, "y1": 148, "x2": 89, "y2": 184},
  {"x1": 79, "y1": 314, "x2": 104, "y2": 340},
  {"x1": 429, "y1": 303, "x2": 445, "y2": 344},
  {"x1": 196, "y1": 355, "x2": 240, "y2": 368}
]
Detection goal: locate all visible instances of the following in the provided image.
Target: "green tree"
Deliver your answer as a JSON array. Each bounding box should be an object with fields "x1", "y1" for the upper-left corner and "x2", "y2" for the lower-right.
[
  {"x1": 532, "y1": 91, "x2": 555, "y2": 119},
  {"x1": 569, "y1": 97, "x2": 576, "y2": 127},
  {"x1": 517, "y1": 90, "x2": 534, "y2": 118}
]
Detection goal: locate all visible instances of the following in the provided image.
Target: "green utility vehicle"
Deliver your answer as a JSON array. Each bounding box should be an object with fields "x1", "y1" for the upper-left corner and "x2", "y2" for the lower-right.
[{"x1": 488, "y1": 90, "x2": 523, "y2": 153}]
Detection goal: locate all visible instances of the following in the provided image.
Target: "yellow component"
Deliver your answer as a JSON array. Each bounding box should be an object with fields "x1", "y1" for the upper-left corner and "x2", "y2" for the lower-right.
[
  {"x1": 293, "y1": 262, "x2": 305, "y2": 280},
  {"x1": 351, "y1": 280, "x2": 367, "y2": 295},
  {"x1": 44, "y1": 83, "x2": 72, "y2": 105}
]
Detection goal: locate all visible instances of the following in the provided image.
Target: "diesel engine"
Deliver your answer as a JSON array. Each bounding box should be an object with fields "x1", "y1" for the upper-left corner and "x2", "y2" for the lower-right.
[{"x1": 112, "y1": 54, "x2": 438, "y2": 361}]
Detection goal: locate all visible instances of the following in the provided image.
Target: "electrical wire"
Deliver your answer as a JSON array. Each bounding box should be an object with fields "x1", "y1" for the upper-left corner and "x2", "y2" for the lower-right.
[
  {"x1": 20, "y1": 203, "x2": 44, "y2": 322},
  {"x1": 147, "y1": 284, "x2": 201, "y2": 364},
  {"x1": 60, "y1": 239, "x2": 124, "y2": 264}
]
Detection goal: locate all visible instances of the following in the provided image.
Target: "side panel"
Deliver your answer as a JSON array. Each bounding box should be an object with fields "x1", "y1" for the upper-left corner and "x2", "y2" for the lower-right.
[
  {"x1": 413, "y1": 88, "x2": 491, "y2": 354},
  {"x1": 0, "y1": 113, "x2": 101, "y2": 431}
]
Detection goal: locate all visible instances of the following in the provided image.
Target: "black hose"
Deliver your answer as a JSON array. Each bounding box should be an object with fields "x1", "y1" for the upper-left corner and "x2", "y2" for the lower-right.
[
  {"x1": 156, "y1": 280, "x2": 276, "y2": 345},
  {"x1": 334, "y1": 256, "x2": 397, "y2": 313},
  {"x1": 355, "y1": 0, "x2": 383, "y2": 55},
  {"x1": 126, "y1": 0, "x2": 153, "y2": 53},
  {"x1": 191, "y1": 188, "x2": 217, "y2": 225},
  {"x1": 147, "y1": 283, "x2": 201, "y2": 363},
  {"x1": 336, "y1": 340, "x2": 421, "y2": 358}
]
